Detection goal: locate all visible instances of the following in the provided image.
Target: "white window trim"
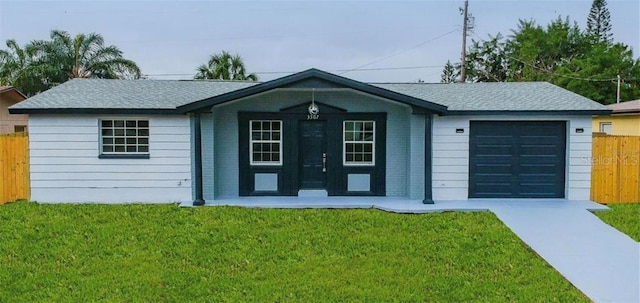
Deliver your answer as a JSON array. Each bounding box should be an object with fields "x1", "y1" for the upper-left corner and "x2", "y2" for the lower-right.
[
  {"x1": 99, "y1": 118, "x2": 150, "y2": 155},
  {"x1": 599, "y1": 122, "x2": 612, "y2": 134},
  {"x1": 249, "y1": 120, "x2": 283, "y2": 166},
  {"x1": 343, "y1": 120, "x2": 375, "y2": 166}
]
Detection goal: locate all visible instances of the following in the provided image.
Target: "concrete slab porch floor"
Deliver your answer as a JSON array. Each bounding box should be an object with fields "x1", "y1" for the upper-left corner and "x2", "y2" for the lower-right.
[{"x1": 180, "y1": 198, "x2": 639, "y2": 303}]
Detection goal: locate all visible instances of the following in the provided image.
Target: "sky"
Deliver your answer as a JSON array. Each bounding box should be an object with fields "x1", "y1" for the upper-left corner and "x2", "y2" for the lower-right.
[{"x1": 0, "y1": 0, "x2": 638, "y2": 83}]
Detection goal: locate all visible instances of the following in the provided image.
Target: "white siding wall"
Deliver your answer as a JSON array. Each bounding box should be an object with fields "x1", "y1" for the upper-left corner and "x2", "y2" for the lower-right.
[
  {"x1": 29, "y1": 115, "x2": 191, "y2": 203},
  {"x1": 432, "y1": 115, "x2": 592, "y2": 201}
]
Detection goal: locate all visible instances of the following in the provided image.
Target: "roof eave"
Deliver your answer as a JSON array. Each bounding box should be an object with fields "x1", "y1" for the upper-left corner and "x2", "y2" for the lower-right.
[
  {"x1": 8, "y1": 108, "x2": 181, "y2": 115},
  {"x1": 445, "y1": 109, "x2": 612, "y2": 116}
]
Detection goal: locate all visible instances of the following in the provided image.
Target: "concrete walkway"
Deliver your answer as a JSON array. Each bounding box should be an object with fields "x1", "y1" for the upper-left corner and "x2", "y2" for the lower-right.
[
  {"x1": 492, "y1": 205, "x2": 639, "y2": 303},
  {"x1": 181, "y1": 198, "x2": 639, "y2": 302}
]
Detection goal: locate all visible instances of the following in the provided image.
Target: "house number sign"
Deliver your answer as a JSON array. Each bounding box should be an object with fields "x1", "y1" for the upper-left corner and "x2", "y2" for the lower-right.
[{"x1": 307, "y1": 102, "x2": 320, "y2": 120}]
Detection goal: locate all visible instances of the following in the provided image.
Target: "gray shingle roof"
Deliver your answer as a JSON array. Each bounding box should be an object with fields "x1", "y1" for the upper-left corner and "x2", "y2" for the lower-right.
[
  {"x1": 10, "y1": 78, "x2": 257, "y2": 110},
  {"x1": 373, "y1": 82, "x2": 608, "y2": 112},
  {"x1": 10, "y1": 77, "x2": 608, "y2": 113}
]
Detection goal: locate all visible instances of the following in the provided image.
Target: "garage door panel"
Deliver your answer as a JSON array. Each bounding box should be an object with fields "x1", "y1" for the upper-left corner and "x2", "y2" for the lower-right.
[{"x1": 469, "y1": 121, "x2": 566, "y2": 198}]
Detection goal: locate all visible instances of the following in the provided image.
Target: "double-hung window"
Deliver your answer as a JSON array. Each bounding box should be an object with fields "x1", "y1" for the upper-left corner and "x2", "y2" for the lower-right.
[
  {"x1": 100, "y1": 119, "x2": 149, "y2": 157},
  {"x1": 599, "y1": 122, "x2": 612, "y2": 134},
  {"x1": 250, "y1": 120, "x2": 282, "y2": 165},
  {"x1": 343, "y1": 121, "x2": 375, "y2": 165}
]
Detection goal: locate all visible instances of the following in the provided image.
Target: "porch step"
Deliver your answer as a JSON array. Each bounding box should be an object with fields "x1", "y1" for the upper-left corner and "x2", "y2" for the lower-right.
[{"x1": 298, "y1": 190, "x2": 329, "y2": 198}]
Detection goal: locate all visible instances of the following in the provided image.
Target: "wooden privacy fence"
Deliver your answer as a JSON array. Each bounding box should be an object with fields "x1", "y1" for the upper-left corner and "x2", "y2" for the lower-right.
[
  {"x1": 0, "y1": 132, "x2": 29, "y2": 204},
  {"x1": 591, "y1": 135, "x2": 640, "y2": 204}
]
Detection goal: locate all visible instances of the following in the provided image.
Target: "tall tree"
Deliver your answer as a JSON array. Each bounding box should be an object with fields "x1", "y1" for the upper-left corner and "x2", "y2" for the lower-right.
[
  {"x1": 0, "y1": 39, "x2": 49, "y2": 95},
  {"x1": 195, "y1": 51, "x2": 258, "y2": 81},
  {"x1": 29, "y1": 30, "x2": 141, "y2": 84},
  {"x1": 586, "y1": 0, "x2": 613, "y2": 44},
  {"x1": 440, "y1": 60, "x2": 457, "y2": 83},
  {"x1": 461, "y1": 34, "x2": 509, "y2": 82}
]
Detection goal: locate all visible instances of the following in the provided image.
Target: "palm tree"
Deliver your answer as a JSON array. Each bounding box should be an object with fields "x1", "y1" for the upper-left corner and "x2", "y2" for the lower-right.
[
  {"x1": 194, "y1": 51, "x2": 258, "y2": 81},
  {"x1": 0, "y1": 39, "x2": 49, "y2": 95},
  {"x1": 30, "y1": 30, "x2": 141, "y2": 83}
]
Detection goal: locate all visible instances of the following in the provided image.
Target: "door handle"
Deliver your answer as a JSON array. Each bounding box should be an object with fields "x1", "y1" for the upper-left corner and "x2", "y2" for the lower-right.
[{"x1": 322, "y1": 153, "x2": 327, "y2": 172}]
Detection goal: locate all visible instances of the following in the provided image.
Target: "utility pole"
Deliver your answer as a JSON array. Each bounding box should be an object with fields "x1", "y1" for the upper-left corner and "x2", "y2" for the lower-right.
[
  {"x1": 459, "y1": 0, "x2": 470, "y2": 83},
  {"x1": 616, "y1": 75, "x2": 621, "y2": 103}
]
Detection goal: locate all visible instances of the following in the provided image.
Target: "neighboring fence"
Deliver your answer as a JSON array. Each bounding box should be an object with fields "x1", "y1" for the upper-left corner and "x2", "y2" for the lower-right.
[
  {"x1": 591, "y1": 135, "x2": 640, "y2": 204},
  {"x1": 0, "y1": 132, "x2": 29, "y2": 204}
]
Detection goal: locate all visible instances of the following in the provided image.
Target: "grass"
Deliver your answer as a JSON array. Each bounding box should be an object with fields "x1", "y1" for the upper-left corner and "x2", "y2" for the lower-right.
[
  {"x1": 0, "y1": 202, "x2": 588, "y2": 302},
  {"x1": 595, "y1": 204, "x2": 640, "y2": 242}
]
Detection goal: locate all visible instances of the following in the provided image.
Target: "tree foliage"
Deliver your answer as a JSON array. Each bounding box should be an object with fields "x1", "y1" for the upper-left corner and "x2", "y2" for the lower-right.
[
  {"x1": 442, "y1": 1, "x2": 640, "y2": 104},
  {"x1": 0, "y1": 30, "x2": 141, "y2": 96},
  {"x1": 586, "y1": 0, "x2": 613, "y2": 44},
  {"x1": 440, "y1": 60, "x2": 457, "y2": 83},
  {"x1": 195, "y1": 51, "x2": 257, "y2": 81}
]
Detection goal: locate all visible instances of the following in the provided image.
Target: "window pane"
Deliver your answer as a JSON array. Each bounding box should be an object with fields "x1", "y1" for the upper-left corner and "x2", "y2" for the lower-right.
[
  {"x1": 126, "y1": 138, "x2": 136, "y2": 145},
  {"x1": 263, "y1": 143, "x2": 271, "y2": 152},
  {"x1": 138, "y1": 146, "x2": 149, "y2": 153},
  {"x1": 272, "y1": 122, "x2": 280, "y2": 130},
  {"x1": 364, "y1": 144, "x2": 372, "y2": 152},
  {"x1": 126, "y1": 146, "x2": 136, "y2": 152},
  {"x1": 139, "y1": 138, "x2": 148, "y2": 145},
  {"x1": 102, "y1": 129, "x2": 113, "y2": 136},
  {"x1": 253, "y1": 143, "x2": 262, "y2": 152},
  {"x1": 253, "y1": 152, "x2": 262, "y2": 162},
  {"x1": 114, "y1": 129, "x2": 124, "y2": 136},
  {"x1": 364, "y1": 154, "x2": 373, "y2": 162},
  {"x1": 251, "y1": 121, "x2": 261, "y2": 130},
  {"x1": 345, "y1": 131, "x2": 353, "y2": 141},
  {"x1": 114, "y1": 120, "x2": 124, "y2": 127},
  {"x1": 115, "y1": 146, "x2": 125, "y2": 152},
  {"x1": 345, "y1": 122, "x2": 354, "y2": 131},
  {"x1": 272, "y1": 132, "x2": 280, "y2": 140},
  {"x1": 103, "y1": 146, "x2": 113, "y2": 152},
  {"x1": 138, "y1": 121, "x2": 149, "y2": 127},
  {"x1": 272, "y1": 143, "x2": 279, "y2": 152},
  {"x1": 115, "y1": 138, "x2": 125, "y2": 144},
  {"x1": 139, "y1": 129, "x2": 149, "y2": 136},
  {"x1": 103, "y1": 138, "x2": 113, "y2": 145},
  {"x1": 125, "y1": 129, "x2": 137, "y2": 136},
  {"x1": 252, "y1": 131, "x2": 261, "y2": 140},
  {"x1": 102, "y1": 120, "x2": 112, "y2": 127},
  {"x1": 272, "y1": 152, "x2": 280, "y2": 161},
  {"x1": 346, "y1": 143, "x2": 354, "y2": 153}
]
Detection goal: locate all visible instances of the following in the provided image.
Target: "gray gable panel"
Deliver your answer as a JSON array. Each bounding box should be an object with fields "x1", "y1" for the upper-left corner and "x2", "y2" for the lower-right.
[{"x1": 176, "y1": 69, "x2": 448, "y2": 114}]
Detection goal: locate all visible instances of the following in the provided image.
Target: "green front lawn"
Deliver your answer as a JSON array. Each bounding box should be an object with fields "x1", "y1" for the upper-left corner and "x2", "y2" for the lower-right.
[
  {"x1": 595, "y1": 204, "x2": 640, "y2": 241},
  {"x1": 0, "y1": 202, "x2": 587, "y2": 302}
]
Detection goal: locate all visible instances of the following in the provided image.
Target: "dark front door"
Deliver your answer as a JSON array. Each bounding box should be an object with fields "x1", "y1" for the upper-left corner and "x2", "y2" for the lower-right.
[{"x1": 299, "y1": 121, "x2": 327, "y2": 189}]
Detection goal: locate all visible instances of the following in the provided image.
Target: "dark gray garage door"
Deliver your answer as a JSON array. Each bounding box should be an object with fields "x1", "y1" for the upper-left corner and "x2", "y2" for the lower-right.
[{"x1": 469, "y1": 121, "x2": 566, "y2": 198}]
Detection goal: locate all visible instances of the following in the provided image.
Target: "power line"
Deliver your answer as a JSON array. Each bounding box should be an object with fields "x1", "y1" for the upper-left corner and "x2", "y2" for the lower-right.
[
  {"x1": 143, "y1": 65, "x2": 444, "y2": 78},
  {"x1": 339, "y1": 29, "x2": 459, "y2": 75}
]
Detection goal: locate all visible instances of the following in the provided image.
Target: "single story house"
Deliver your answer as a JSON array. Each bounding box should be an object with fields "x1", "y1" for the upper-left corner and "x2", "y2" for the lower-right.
[
  {"x1": 0, "y1": 86, "x2": 28, "y2": 134},
  {"x1": 592, "y1": 100, "x2": 640, "y2": 136},
  {"x1": 9, "y1": 69, "x2": 609, "y2": 204}
]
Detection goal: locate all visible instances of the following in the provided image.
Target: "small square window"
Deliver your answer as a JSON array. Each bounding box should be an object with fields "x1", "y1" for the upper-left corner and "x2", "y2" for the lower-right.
[{"x1": 100, "y1": 119, "x2": 150, "y2": 156}]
